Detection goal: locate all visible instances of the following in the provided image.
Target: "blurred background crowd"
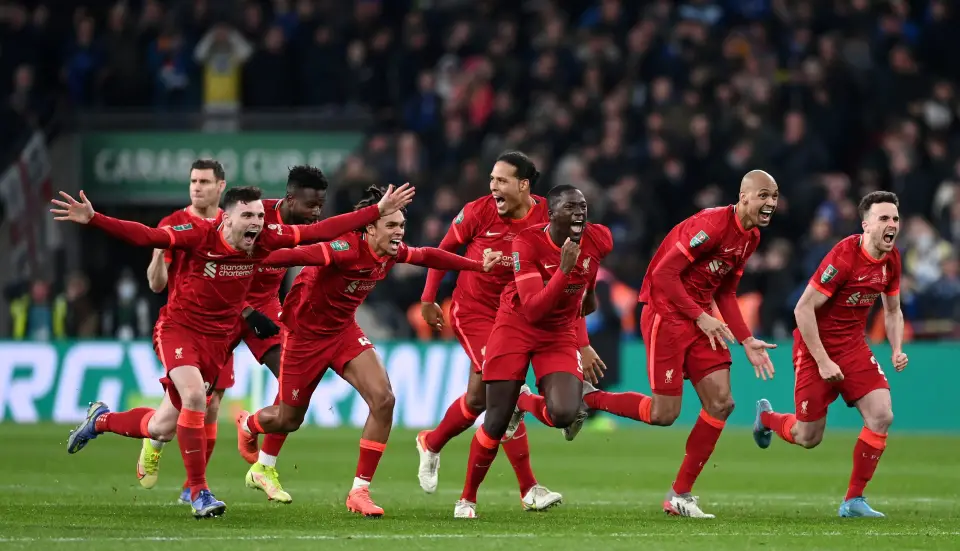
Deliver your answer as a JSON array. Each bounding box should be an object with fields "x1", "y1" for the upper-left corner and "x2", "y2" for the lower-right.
[{"x1": 3, "y1": 0, "x2": 959, "y2": 345}]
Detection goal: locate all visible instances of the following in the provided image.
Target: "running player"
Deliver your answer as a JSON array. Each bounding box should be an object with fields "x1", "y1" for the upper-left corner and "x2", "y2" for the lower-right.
[
  {"x1": 415, "y1": 151, "x2": 567, "y2": 510},
  {"x1": 56, "y1": 184, "x2": 413, "y2": 519},
  {"x1": 753, "y1": 191, "x2": 906, "y2": 518},
  {"x1": 617, "y1": 170, "x2": 778, "y2": 518},
  {"x1": 455, "y1": 184, "x2": 613, "y2": 519},
  {"x1": 236, "y1": 185, "x2": 500, "y2": 516},
  {"x1": 136, "y1": 165, "x2": 328, "y2": 504}
]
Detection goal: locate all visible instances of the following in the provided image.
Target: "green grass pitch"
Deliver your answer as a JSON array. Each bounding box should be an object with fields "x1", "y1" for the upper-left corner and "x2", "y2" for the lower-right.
[{"x1": 0, "y1": 422, "x2": 957, "y2": 550}]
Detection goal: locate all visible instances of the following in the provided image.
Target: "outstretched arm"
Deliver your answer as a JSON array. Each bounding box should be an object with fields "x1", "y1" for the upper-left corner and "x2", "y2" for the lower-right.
[
  {"x1": 295, "y1": 206, "x2": 381, "y2": 245},
  {"x1": 420, "y1": 226, "x2": 465, "y2": 303},
  {"x1": 404, "y1": 247, "x2": 483, "y2": 272},
  {"x1": 262, "y1": 243, "x2": 334, "y2": 268},
  {"x1": 714, "y1": 268, "x2": 752, "y2": 343}
]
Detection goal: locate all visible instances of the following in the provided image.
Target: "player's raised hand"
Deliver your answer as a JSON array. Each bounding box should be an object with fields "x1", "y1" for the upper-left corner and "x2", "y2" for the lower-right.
[
  {"x1": 743, "y1": 337, "x2": 776, "y2": 380},
  {"x1": 50, "y1": 190, "x2": 95, "y2": 224},
  {"x1": 481, "y1": 249, "x2": 502, "y2": 272},
  {"x1": 892, "y1": 350, "x2": 908, "y2": 372},
  {"x1": 818, "y1": 357, "x2": 844, "y2": 383},
  {"x1": 559, "y1": 238, "x2": 581, "y2": 274},
  {"x1": 696, "y1": 312, "x2": 736, "y2": 350},
  {"x1": 580, "y1": 345, "x2": 606, "y2": 384},
  {"x1": 420, "y1": 301, "x2": 445, "y2": 331},
  {"x1": 378, "y1": 183, "x2": 416, "y2": 216}
]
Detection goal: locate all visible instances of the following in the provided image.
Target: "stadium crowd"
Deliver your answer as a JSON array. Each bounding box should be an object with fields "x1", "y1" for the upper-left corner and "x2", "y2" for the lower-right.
[{"x1": 3, "y1": 0, "x2": 960, "y2": 341}]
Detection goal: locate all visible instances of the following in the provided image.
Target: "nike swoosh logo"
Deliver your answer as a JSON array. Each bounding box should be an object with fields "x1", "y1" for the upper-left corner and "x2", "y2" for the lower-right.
[
  {"x1": 485, "y1": 231, "x2": 502, "y2": 236},
  {"x1": 185, "y1": 449, "x2": 200, "y2": 454},
  {"x1": 858, "y1": 276, "x2": 867, "y2": 281},
  {"x1": 358, "y1": 269, "x2": 372, "y2": 273},
  {"x1": 544, "y1": 264, "x2": 557, "y2": 269},
  {"x1": 723, "y1": 248, "x2": 735, "y2": 253},
  {"x1": 206, "y1": 253, "x2": 224, "y2": 258}
]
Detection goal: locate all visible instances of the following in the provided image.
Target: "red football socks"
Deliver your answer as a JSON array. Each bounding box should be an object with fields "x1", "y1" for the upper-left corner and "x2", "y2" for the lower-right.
[
  {"x1": 94, "y1": 407, "x2": 154, "y2": 438},
  {"x1": 425, "y1": 394, "x2": 480, "y2": 453},
  {"x1": 584, "y1": 391, "x2": 652, "y2": 423},
  {"x1": 672, "y1": 410, "x2": 725, "y2": 495},
  {"x1": 461, "y1": 426, "x2": 500, "y2": 503},
  {"x1": 846, "y1": 427, "x2": 887, "y2": 500},
  {"x1": 262, "y1": 433, "x2": 287, "y2": 457},
  {"x1": 356, "y1": 439, "x2": 386, "y2": 482},
  {"x1": 183, "y1": 422, "x2": 219, "y2": 490},
  {"x1": 177, "y1": 408, "x2": 208, "y2": 501},
  {"x1": 501, "y1": 421, "x2": 537, "y2": 495},
  {"x1": 245, "y1": 410, "x2": 265, "y2": 434},
  {"x1": 760, "y1": 410, "x2": 798, "y2": 444},
  {"x1": 517, "y1": 392, "x2": 554, "y2": 427}
]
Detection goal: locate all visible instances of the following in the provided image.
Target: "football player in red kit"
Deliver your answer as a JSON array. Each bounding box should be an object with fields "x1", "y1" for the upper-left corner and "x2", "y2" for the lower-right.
[
  {"x1": 617, "y1": 171, "x2": 779, "y2": 518},
  {"x1": 754, "y1": 191, "x2": 906, "y2": 518},
  {"x1": 416, "y1": 151, "x2": 584, "y2": 510},
  {"x1": 59, "y1": 184, "x2": 414, "y2": 519},
  {"x1": 454, "y1": 184, "x2": 613, "y2": 519},
  {"x1": 136, "y1": 165, "x2": 329, "y2": 504},
  {"x1": 235, "y1": 185, "x2": 501, "y2": 516}
]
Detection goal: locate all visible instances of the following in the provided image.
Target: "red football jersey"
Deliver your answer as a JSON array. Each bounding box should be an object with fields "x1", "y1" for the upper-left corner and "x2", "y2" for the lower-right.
[
  {"x1": 795, "y1": 234, "x2": 902, "y2": 356},
  {"x1": 281, "y1": 231, "x2": 408, "y2": 337},
  {"x1": 246, "y1": 199, "x2": 289, "y2": 309},
  {"x1": 639, "y1": 205, "x2": 759, "y2": 319},
  {"x1": 158, "y1": 220, "x2": 305, "y2": 336},
  {"x1": 443, "y1": 195, "x2": 549, "y2": 312},
  {"x1": 501, "y1": 222, "x2": 614, "y2": 329},
  {"x1": 159, "y1": 207, "x2": 222, "y2": 305}
]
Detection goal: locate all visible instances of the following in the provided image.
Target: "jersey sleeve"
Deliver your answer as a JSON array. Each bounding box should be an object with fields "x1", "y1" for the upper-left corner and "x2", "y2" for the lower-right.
[
  {"x1": 89, "y1": 213, "x2": 204, "y2": 249},
  {"x1": 420, "y1": 222, "x2": 465, "y2": 302},
  {"x1": 809, "y1": 243, "x2": 852, "y2": 298},
  {"x1": 449, "y1": 201, "x2": 483, "y2": 245},
  {"x1": 714, "y1": 236, "x2": 759, "y2": 343},
  {"x1": 263, "y1": 234, "x2": 359, "y2": 268},
  {"x1": 672, "y1": 212, "x2": 723, "y2": 262},
  {"x1": 157, "y1": 215, "x2": 176, "y2": 262},
  {"x1": 262, "y1": 205, "x2": 381, "y2": 250},
  {"x1": 592, "y1": 224, "x2": 615, "y2": 258},
  {"x1": 884, "y1": 251, "x2": 901, "y2": 296},
  {"x1": 513, "y1": 235, "x2": 570, "y2": 323},
  {"x1": 403, "y1": 245, "x2": 484, "y2": 272}
]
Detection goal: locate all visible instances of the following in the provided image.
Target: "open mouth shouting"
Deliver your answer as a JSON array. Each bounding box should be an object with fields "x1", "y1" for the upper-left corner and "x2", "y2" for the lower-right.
[
  {"x1": 493, "y1": 193, "x2": 506, "y2": 211},
  {"x1": 570, "y1": 218, "x2": 585, "y2": 240},
  {"x1": 758, "y1": 206, "x2": 775, "y2": 224},
  {"x1": 882, "y1": 229, "x2": 896, "y2": 245},
  {"x1": 388, "y1": 238, "x2": 402, "y2": 254},
  {"x1": 242, "y1": 228, "x2": 260, "y2": 248}
]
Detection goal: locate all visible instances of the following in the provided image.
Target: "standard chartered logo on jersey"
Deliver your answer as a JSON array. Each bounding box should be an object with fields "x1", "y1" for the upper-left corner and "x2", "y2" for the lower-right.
[{"x1": 0, "y1": 340, "x2": 475, "y2": 427}]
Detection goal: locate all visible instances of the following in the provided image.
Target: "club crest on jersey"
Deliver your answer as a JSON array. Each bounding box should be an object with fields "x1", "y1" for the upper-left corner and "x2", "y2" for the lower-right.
[
  {"x1": 267, "y1": 224, "x2": 282, "y2": 234},
  {"x1": 171, "y1": 223, "x2": 192, "y2": 231},
  {"x1": 512, "y1": 251, "x2": 521, "y2": 273},
  {"x1": 582, "y1": 257, "x2": 590, "y2": 271},
  {"x1": 330, "y1": 240, "x2": 350, "y2": 251},
  {"x1": 454, "y1": 209, "x2": 465, "y2": 224},
  {"x1": 690, "y1": 230, "x2": 709, "y2": 248},
  {"x1": 821, "y1": 264, "x2": 838, "y2": 284}
]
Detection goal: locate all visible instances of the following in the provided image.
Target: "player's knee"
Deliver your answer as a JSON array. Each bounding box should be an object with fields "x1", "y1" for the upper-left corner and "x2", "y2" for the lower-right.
[
  {"x1": 368, "y1": 388, "x2": 396, "y2": 418},
  {"x1": 866, "y1": 410, "x2": 894, "y2": 433},
  {"x1": 795, "y1": 425, "x2": 824, "y2": 449},
  {"x1": 465, "y1": 390, "x2": 486, "y2": 415},
  {"x1": 278, "y1": 410, "x2": 305, "y2": 433},
  {"x1": 704, "y1": 397, "x2": 735, "y2": 421},
  {"x1": 179, "y1": 389, "x2": 206, "y2": 411},
  {"x1": 649, "y1": 397, "x2": 680, "y2": 426},
  {"x1": 545, "y1": 402, "x2": 579, "y2": 429}
]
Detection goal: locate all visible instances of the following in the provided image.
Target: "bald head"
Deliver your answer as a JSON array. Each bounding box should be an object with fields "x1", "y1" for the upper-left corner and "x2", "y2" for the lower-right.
[
  {"x1": 736, "y1": 170, "x2": 779, "y2": 229},
  {"x1": 740, "y1": 170, "x2": 777, "y2": 194}
]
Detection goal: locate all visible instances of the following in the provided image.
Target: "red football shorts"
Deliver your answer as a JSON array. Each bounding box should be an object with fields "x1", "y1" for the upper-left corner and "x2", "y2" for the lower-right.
[
  {"x1": 238, "y1": 299, "x2": 283, "y2": 364},
  {"x1": 792, "y1": 341, "x2": 890, "y2": 422},
  {"x1": 482, "y1": 311, "x2": 583, "y2": 384},
  {"x1": 278, "y1": 324, "x2": 375, "y2": 408},
  {"x1": 153, "y1": 318, "x2": 234, "y2": 410},
  {"x1": 449, "y1": 300, "x2": 496, "y2": 374},
  {"x1": 640, "y1": 306, "x2": 732, "y2": 396}
]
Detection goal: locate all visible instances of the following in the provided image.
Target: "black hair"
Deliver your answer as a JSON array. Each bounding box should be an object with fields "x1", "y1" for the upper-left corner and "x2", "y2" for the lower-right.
[
  {"x1": 223, "y1": 186, "x2": 263, "y2": 209},
  {"x1": 286, "y1": 165, "x2": 329, "y2": 194},
  {"x1": 546, "y1": 184, "x2": 581, "y2": 210},
  {"x1": 858, "y1": 191, "x2": 899, "y2": 220},
  {"x1": 191, "y1": 158, "x2": 226, "y2": 181},
  {"x1": 496, "y1": 151, "x2": 540, "y2": 188}
]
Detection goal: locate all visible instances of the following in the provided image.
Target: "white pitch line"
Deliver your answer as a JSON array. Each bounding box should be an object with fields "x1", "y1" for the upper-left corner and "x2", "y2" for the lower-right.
[{"x1": 2, "y1": 531, "x2": 959, "y2": 544}]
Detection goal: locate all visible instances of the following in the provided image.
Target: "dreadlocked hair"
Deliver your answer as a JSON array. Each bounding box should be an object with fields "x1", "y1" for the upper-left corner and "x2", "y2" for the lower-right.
[{"x1": 353, "y1": 185, "x2": 405, "y2": 214}]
